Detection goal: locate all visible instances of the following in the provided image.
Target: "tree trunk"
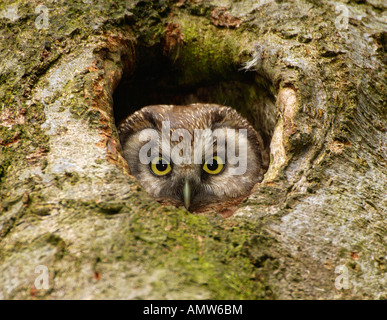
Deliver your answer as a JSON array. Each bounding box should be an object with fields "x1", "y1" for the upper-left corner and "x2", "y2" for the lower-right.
[{"x1": 0, "y1": 0, "x2": 385, "y2": 299}]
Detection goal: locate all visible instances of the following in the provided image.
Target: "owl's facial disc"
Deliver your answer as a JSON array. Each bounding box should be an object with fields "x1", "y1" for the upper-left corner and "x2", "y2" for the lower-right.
[
  {"x1": 148, "y1": 155, "x2": 225, "y2": 210},
  {"x1": 119, "y1": 104, "x2": 266, "y2": 212}
]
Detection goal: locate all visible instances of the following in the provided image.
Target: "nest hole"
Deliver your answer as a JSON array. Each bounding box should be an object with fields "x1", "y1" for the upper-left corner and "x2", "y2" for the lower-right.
[
  {"x1": 113, "y1": 47, "x2": 277, "y2": 152},
  {"x1": 113, "y1": 44, "x2": 277, "y2": 177}
]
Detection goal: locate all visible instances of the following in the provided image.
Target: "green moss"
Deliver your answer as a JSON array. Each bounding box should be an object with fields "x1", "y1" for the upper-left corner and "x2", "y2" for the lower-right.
[
  {"x1": 172, "y1": 15, "x2": 251, "y2": 86},
  {"x1": 96, "y1": 205, "x2": 277, "y2": 299},
  {"x1": 0, "y1": 100, "x2": 49, "y2": 192},
  {"x1": 32, "y1": 191, "x2": 277, "y2": 299}
]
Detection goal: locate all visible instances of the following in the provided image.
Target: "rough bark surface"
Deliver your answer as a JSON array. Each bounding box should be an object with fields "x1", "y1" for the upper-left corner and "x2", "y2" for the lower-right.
[{"x1": 0, "y1": 0, "x2": 386, "y2": 299}]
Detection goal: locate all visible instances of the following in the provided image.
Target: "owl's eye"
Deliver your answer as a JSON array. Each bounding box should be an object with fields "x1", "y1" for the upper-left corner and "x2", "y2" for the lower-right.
[
  {"x1": 203, "y1": 156, "x2": 225, "y2": 175},
  {"x1": 150, "y1": 156, "x2": 172, "y2": 176}
]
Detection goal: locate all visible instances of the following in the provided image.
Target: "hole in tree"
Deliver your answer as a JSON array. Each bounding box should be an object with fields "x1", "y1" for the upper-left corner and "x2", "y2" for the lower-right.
[
  {"x1": 113, "y1": 43, "x2": 278, "y2": 214},
  {"x1": 113, "y1": 45, "x2": 277, "y2": 157}
]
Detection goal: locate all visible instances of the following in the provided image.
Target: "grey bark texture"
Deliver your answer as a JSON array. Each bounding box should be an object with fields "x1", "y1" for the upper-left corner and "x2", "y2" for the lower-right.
[{"x1": 0, "y1": 0, "x2": 386, "y2": 299}]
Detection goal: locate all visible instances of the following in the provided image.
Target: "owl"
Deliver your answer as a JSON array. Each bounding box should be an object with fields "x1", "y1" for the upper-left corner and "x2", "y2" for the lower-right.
[{"x1": 118, "y1": 103, "x2": 266, "y2": 213}]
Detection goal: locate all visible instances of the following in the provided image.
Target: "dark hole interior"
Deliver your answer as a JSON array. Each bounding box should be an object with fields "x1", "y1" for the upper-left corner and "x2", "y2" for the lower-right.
[{"x1": 113, "y1": 46, "x2": 277, "y2": 150}]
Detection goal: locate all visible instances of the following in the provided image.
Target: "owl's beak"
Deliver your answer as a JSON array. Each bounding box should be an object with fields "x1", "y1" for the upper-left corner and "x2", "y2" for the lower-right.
[{"x1": 183, "y1": 179, "x2": 191, "y2": 210}]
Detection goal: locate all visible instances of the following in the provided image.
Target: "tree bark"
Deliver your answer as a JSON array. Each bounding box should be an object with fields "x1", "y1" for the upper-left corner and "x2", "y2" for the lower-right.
[{"x1": 0, "y1": 0, "x2": 386, "y2": 299}]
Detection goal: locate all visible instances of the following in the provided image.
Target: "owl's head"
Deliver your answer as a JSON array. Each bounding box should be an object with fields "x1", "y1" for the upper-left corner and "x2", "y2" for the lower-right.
[{"x1": 119, "y1": 104, "x2": 266, "y2": 212}]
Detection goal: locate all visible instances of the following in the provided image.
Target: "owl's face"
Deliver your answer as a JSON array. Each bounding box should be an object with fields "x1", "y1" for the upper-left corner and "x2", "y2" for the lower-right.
[{"x1": 119, "y1": 104, "x2": 265, "y2": 212}]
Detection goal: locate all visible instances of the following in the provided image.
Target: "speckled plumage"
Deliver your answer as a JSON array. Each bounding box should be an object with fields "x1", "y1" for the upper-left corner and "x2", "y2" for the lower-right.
[{"x1": 118, "y1": 103, "x2": 266, "y2": 212}]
